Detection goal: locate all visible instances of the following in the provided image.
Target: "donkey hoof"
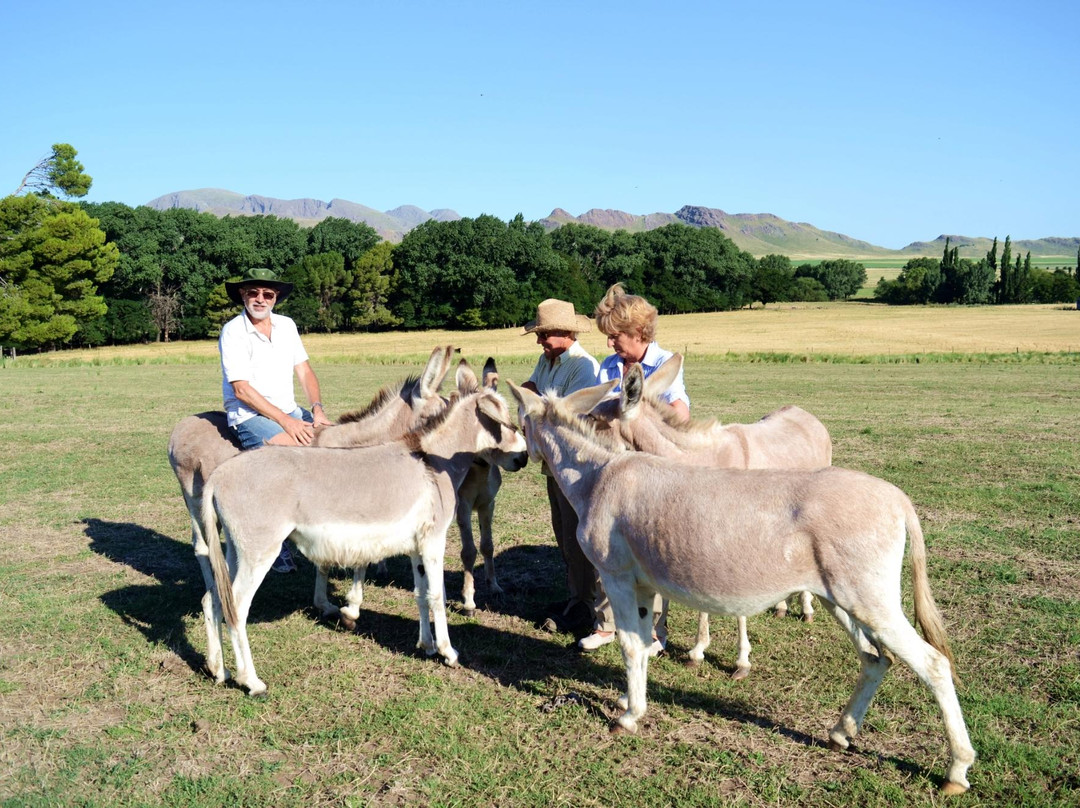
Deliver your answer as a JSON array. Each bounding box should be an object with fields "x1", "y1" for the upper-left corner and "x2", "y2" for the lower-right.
[
  {"x1": 462, "y1": 607, "x2": 476, "y2": 618},
  {"x1": 941, "y1": 781, "x2": 969, "y2": 796},
  {"x1": 827, "y1": 738, "x2": 848, "y2": 753},
  {"x1": 609, "y1": 720, "x2": 637, "y2": 736},
  {"x1": 802, "y1": 613, "x2": 815, "y2": 624},
  {"x1": 339, "y1": 615, "x2": 357, "y2": 632},
  {"x1": 684, "y1": 657, "x2": 702, "y2": 669},
  {"x1": 731, "y1": 665, "x2": 751, "y2": 681}
]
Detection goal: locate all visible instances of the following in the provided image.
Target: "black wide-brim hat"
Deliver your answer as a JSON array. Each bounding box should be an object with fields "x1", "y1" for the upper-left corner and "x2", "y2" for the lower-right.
[{"x1": 225, "y1": 267, "x2": 294, "y2": 305}]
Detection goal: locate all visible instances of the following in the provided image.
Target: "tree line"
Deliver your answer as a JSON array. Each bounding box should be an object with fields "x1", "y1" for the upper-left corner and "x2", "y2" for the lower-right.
[
  {"x1": 875, "y1": 236, "x2": 1080, "y2": 305},
  {"x1": 2, "y1": 144, "x2": 1076, "y2": 353}
]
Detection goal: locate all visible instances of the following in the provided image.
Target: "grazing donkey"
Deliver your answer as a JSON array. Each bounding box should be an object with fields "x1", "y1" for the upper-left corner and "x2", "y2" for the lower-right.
[
  {"x1": 587, "y1": 355, "x2": 831, "y2": 678},
  {"x1": 509, "y1": 381, "x2": 975, "y2": 795},
  {"x1": 202, "y1": 362, "x2": 529, "y2": 696},
  {"x1": 168, "y1": 345, "x2": 454, "y2": 674}
]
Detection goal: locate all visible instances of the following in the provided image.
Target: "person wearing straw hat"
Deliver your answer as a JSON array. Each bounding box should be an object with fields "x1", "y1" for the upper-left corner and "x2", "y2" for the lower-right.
[
  {"x1": 521, "y1": 299, "x2": 601, "y2": 636},
  {"x1": 218, "y1": 267, "x2": 333, "y2": 572},
  {"x1": 575, "y1": 282, "x2": 690, "y2": 652}
]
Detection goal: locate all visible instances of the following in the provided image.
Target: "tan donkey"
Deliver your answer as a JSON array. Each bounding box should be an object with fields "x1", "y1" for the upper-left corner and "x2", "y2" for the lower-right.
[
  {"x1": 510, "y1": 380, "x2": 975, "y2": 795},
  {"x1": 203, "y1": 362, "x2": 528, "y2": 695},
  {"x1": 587, "y1": 355, "x2": 831, "y2": 677},
  {"x1": 169, "y1": 346, "x2": 455, "y2": 677}
]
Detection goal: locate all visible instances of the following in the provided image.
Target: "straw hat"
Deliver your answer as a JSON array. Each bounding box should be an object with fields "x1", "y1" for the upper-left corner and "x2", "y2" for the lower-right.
[
  {"x1": 225, "y1": 267, "x2": 294, "y2": 305},
  {"x1": 522, "y1": 299, "x2": 593, "y2": 335}
]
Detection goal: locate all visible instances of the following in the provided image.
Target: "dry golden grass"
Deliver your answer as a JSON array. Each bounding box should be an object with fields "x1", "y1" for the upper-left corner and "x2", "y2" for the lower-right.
[{"x1": 23, "y1": 302, "x2": 1080, "y2": 366}]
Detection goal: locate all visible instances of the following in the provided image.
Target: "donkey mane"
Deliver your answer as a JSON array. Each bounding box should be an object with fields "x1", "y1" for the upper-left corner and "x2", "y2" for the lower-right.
[
  {"x1": 401, "y1": 392, "x2": 464, "y2": 452},
  {"x1": 644, "y1": 391, "x2": 721, "y2": 433},
  {"x1": 548, "y1": 395, "x2": 628, "y2": 461},
  {"x1": 336, "y1": 375, "x2": 420, "y2": 424}
]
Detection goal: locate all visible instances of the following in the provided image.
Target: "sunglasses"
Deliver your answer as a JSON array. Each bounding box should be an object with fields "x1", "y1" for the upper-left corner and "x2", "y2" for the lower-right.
[{"x1": 242, "y1": 288, "x2": 277, "y2": 301}]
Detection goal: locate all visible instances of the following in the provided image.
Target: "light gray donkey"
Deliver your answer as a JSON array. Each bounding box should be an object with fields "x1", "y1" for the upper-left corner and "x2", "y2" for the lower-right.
[
  {"x1": 202, "y1": 362, "x2": 528, "y2": 696},
  {"x1": 168, "y1": 345, "x2": 454, "y2": 676},
  {"x1": 587, "y1": 354, "x2": 831, "y2": 678},
  {"x1": 510, "y1": 380, "x2": 975, "y2": 795}
]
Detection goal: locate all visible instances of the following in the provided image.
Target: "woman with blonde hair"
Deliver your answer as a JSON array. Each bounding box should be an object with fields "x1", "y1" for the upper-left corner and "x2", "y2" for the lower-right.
[
  {"x1": 577, "y1": 283, "x2": 690, "y2": 652},
  {"x1": 593, "y1": 283, "x2": 690, "y2": 421}
]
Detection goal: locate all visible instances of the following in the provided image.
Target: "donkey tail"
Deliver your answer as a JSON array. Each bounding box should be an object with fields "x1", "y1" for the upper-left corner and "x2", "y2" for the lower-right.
[
  {"x1": 906, "y1": 498, "x2": 958, "y2": 680},
  {"x1": 201, "y1": 474, "x2": 239, "y2": 630}
]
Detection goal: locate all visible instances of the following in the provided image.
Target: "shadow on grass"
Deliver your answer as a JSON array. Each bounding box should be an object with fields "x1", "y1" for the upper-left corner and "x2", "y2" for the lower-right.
[
  {"x1": 84, "y1": 517, "x2": 329, "y2": 674},
  {"x1": 84, "y1": 518, "x2": 934, "y2": 781},
  {"x1": 331, "y1": 602, "x2": 935, "y2": 778}
]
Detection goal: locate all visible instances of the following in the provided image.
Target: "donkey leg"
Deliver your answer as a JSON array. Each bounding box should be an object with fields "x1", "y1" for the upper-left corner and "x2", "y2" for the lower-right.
[
  {"x1": 609, "y1": 580, "x2": 652, "y2": 733},
  {"x1": 191, "y1": 511, "x2": 228, "y2": 684},
  {"x1": 410, "y1": 553, "x2": 437, "y2": 656},
  {"x1": 418, "y1": 544, "x2": 459, "y2": 666},
  {"x1": 864, "y1": 607, "x2": 976, "y2": 794},
  {"x1": 818, "y1": 600, "x2": 889, "y2": 749},
  {"x1": 477, "y1": 499, "x2": 502, "y2": 596},
  {"x1": 455, "y1": 499, "x2": 479, "y2": 616},
  {"x1": 773, "y1": 597, "x2": 789, "y2": 619},
  {"x1": 313, "y1": 565, "x2": 341, "y2": 621},
  {"x1": 800, "y1": 590, "x2": 816, "y2": 623},
  {"x1": 339, "y1": 567, "x2": 364, "y2": 629},
  {"x1": 686, "y1": 612, "x2": 711, "y2": 667},
  {"x1": 225, "y1": 550, "x2": 273, "y2": 697},
  {"x1": 732, "y1": 616, "x2": 752, "y2": 680}
]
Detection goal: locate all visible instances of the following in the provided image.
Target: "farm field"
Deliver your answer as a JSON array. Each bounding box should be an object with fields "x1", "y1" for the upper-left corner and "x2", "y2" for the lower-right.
[
  {"x1": 13, "y1": 301, "x2": 1080, "y2": 367},
  {"x1": 1, "y1": 306, "x2": 1078, "y2": 806}
]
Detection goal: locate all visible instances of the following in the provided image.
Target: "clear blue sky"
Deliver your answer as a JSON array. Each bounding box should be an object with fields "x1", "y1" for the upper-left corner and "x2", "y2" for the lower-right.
[{"x1": 3, "y1": 0, "x2": 1076, "y2": 249}]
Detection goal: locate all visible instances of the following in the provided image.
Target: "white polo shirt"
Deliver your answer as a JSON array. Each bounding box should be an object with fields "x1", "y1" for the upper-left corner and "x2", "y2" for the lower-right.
[
  {"x1": 597, "y1": 341, "x2": 690, "y2": 410},
  {"x1": 526, "y1": 339, "x2": 600, "y2": 397},
  {"x1": 219, "y1": 311, "x2": 308, "y2": 427}
]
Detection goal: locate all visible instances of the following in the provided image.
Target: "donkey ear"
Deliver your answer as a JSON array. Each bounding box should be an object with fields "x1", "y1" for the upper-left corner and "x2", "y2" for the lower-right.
[
  {"x1": 507, "y1": 380, "x2": 541, "y2": 412},
  {"x1": 643, "y1": 353, "x2": 683, "y2": 399},
  {"x1": 420, "y1": 345, "x2": 454, "y2": 398},
  {"x1": 482, "y1": 357, "x2": 499, "y2": 391},
  {"x1": 456, "y1": 359, "x2": 479, "y2": 394},
  {"x1": 621, "y1": 364, "x2": 645, "y2": 419},
  {"x1": 564, "y1": 379, "x2": 618, "y2": 415},
  {"x1": 477, "y1": 392, "x2": 510, "y2": 425}
]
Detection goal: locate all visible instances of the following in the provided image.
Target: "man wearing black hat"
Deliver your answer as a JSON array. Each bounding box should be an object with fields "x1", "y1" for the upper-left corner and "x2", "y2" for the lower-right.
[{"x1": 218, "y1": 267, "x2": 333, "y2": 571}]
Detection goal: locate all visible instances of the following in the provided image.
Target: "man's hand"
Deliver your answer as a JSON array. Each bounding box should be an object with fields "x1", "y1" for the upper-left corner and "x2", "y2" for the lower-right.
[
  {"x1": 312, "y1": 404, "x2": 333, "y2": 428},
  {"x1": 281, "y1": 414, "x2": 316, "y2": 445}
]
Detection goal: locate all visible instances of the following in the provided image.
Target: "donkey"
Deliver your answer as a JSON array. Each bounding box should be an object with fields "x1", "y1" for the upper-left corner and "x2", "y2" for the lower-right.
[
  {"x1": 323, "y1": 356, "x2": 520, "y2": 618},
  {"x1": 168, "y1": 345, "x2": 454, "y2": 675},
  {"x1": 455, "y1": 359, "x2": 508, "y2": 616},
  {"x1": 202, "y1": 362, "x2": 529, "y2": 695},
  {"x1": 509, "y1": 381, "x2": 975, "y2": 795},
  {"x1": 587, "y1": 355, "x2": 831, "y2": 678}
]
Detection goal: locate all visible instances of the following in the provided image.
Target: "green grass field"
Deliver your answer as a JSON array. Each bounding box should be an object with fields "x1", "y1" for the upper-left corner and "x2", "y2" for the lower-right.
[{"x1": 2, "y1": 307, "x2": 1079, "y2": 806}]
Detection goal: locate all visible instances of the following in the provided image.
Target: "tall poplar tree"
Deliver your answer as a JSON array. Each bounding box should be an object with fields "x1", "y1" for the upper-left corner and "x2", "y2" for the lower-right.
[{"x1": 999, "y1": 236, "x2": 1013, "y2": 302}]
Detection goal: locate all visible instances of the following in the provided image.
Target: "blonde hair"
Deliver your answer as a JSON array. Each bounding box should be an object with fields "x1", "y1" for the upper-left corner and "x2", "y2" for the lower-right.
[{"x1": 593, "y1": 283, "x2": 657, "y2": 343}]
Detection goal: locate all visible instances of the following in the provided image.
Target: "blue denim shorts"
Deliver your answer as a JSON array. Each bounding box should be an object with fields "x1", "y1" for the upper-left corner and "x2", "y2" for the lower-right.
[{"x1": 232, "y1": 407, "x2": 313, "y2": 450}]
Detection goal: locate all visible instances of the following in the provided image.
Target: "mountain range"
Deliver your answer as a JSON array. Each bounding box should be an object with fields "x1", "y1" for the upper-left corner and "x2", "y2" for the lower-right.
[{"x1": 145, "y1": 189, "x2": 1079, "y2": 260}]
